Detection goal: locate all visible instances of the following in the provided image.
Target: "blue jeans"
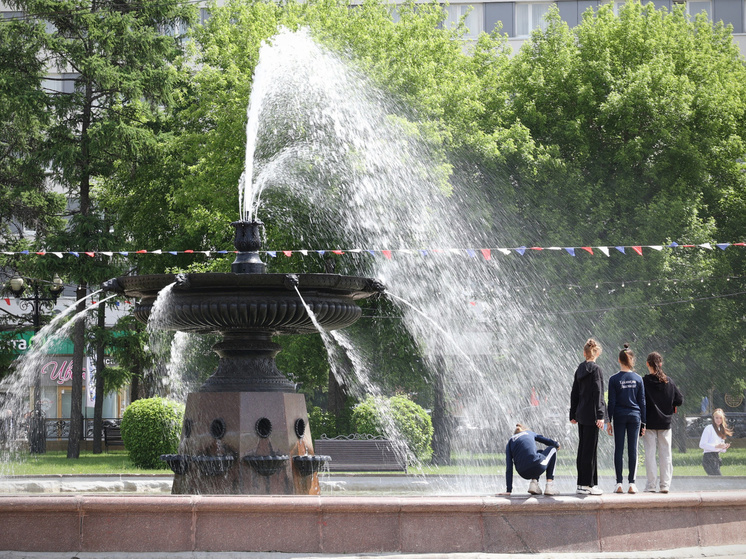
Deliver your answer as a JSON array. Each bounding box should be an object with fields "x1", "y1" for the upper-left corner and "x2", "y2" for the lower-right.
[{"x1": 613, "y1": 416, "x2": 640, "y2": 484}]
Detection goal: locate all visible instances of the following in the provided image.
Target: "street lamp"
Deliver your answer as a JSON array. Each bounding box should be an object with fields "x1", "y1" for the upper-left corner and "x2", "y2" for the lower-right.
[{"x1": 7, "y1": 274, "x2": 65, "y2": 454}]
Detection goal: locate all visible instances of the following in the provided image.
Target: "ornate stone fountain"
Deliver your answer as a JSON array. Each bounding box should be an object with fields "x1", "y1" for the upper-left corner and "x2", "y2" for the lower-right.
[{"x1": 103, "y1": 220, "x2": 382, "y2": 495}]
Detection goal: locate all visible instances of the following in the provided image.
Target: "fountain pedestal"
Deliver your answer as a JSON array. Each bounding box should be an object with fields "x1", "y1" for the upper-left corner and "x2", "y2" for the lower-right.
[
  {"x1": 171, "y1": 392, "x2": 319, "y2": 495},
  {"x1": 104, "y1": 222, "x2": 382, "y2": 495}
]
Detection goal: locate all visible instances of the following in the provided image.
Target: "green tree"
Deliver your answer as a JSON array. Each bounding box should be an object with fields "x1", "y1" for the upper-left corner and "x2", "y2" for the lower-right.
[
  {"x1": 7, "y1": 0, "x2": 197, "y2": 458},
  {"x1": 0, "y1": 15, "x2": 64, "y2": 255},
  {"x1": 489, "y1": 2, "x2": 746, "y2": 403}
]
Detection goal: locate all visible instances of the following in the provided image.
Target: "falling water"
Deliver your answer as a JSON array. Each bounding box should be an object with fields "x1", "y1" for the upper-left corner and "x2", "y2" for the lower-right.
[
  {"x1": 0, "y1": 291, "x2": 117, "y2": 471},
  {"x1": 238, "y1": 28, "x2": 593, "y2": 493}
]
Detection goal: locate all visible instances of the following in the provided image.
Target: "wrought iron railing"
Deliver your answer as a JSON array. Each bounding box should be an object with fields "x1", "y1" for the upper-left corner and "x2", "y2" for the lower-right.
[{"x1": 42, "y1": 418, "x2": 121, "y2": 441}]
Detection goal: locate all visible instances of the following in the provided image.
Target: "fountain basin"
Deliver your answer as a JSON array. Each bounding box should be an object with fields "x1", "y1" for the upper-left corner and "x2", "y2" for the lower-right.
[{"x1": 1, "y1": 492, "x2": 745, "y2": 554}]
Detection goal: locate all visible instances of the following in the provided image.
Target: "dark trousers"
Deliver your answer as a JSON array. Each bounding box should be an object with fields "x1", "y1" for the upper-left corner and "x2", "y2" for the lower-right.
[
  {"x1": 613, "y1": 415, "x2": 640, "y2": 483},
  {"x1": 577, "y1": 423, "x2": 599, "y2": 487},
  {"x1": 702, "y1": 452, "x2": 722, "y2": 475},
  {"x1": 521, "y1": 447, "x2": 558, "y2": 481}
]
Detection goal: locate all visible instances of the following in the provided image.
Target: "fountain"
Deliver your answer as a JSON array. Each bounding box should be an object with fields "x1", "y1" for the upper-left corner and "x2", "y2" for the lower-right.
[{"x1": 102, "y1": 219, "x2": 383, "y2": 495}]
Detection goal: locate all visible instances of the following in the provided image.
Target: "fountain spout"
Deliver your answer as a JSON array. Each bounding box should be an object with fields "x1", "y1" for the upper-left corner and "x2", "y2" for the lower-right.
[
  {"x1": 231, "y1": 219, "x2": 266, "y2": 274},
  {"x1": 100, "y1": 277, "x2": 125, "y2": 294}
]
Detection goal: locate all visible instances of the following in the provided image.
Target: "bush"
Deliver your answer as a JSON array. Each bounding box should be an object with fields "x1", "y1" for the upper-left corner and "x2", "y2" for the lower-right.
[
  {"x1": 308, "y1": 406, "x2": 338, "y2": 438},
  {"x1": 351, "y1": 395, "x2": 433, "y2": 462},
  {"x1": 120, "y1": 397, "x2": 184, "y2": 469}
]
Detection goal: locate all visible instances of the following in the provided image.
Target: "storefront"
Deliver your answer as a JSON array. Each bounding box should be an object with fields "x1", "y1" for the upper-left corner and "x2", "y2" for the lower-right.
[{"x1": 9, "y1": 331, "x2": 128, "y2": 429}]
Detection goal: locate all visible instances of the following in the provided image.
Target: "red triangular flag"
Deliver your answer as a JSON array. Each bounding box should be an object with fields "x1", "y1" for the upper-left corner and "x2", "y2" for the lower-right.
[
  {"x1": 136, "y1": 249, "x2": 147, "y2": 254},
  {"x1": 283, "y1": 251, "x2": 292, "y2": 257},
  {"x1": 332, "y1": 250, "x2": 344, "y2": 255},
  {"x1": 184, "y1": 249, "x2": 193, "y2": 253},
  {"x1": 382, "y1": 250, "x2": 392, "y2": 259},
  {"x1": 85, "y1": 252, "x2": 95, "y2": 257},
  {"x1": 581, "y1": 247, "x2": 593, "y2": 255},
  {"x1": 480, "y1": 249, "x2": 491, "y2": 260},
  {"x1": 4, "y1": 298, "x2": 9, "y2": 305},
  {"x1": 631, "y1": 246, "x2": 643, "y2": 255}
]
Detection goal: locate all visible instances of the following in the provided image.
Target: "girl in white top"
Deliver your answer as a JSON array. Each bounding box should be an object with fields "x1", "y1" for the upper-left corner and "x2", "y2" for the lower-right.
[{"x1": 699, "y1": 408, "x2": 732, "y2": 475}]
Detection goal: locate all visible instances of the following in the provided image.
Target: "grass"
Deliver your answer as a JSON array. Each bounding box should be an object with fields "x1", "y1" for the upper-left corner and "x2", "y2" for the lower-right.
[
  {"x1": 0, "y1": 450, "x2": 167, "y2": 476},
  {"x1": 3, "y1": 448, "x2": 746, "y2": 477}
]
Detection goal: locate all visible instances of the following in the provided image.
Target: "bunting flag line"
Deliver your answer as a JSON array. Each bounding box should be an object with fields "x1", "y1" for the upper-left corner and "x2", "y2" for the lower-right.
[{"x1": 1, "y1": 242, "x2": 745, "y2": 260}]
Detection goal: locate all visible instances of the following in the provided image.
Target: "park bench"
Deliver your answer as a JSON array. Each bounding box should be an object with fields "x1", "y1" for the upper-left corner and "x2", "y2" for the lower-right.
[
  {"x1": 104, "y1": 426, "x2": 125, "y2": 452},
  {"x1": 313, "y1": 436, "x2": 407, "y2": 472}
]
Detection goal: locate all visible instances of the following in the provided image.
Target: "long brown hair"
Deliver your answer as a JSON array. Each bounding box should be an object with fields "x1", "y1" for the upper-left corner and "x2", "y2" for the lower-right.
[
  {"x1": 646, "y1": 351, "x2": 668, "y2": 383},
  {"x1": 712, "y1": 408, "x2": 734, "y2": 439}
]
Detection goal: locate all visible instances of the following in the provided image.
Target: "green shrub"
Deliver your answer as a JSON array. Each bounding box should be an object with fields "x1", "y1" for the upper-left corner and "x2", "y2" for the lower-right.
[
  {"x1": 351, "y1": 395, "x2": 433, "y2": 462},
  {"x1": 120, "y1": 397, "x2": 185, "y2": 469}
]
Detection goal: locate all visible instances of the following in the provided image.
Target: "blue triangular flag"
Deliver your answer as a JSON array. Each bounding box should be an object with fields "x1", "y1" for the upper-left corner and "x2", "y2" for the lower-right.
[
  {"x1": 615, "y1": 246, "x2": 626, "y2": 254},
  {"x1": 516, "y1": 246, "x2": 527, "y2": 256},
  {"x1": 564, "y1": 247, "x2": 575, "y2": 256},
  {"x1": 317, "y1": 250, "x2": 325, "y2": 256},
  {"x1": 169, "y1": 251, "x2": 177, "y2": 255},
  {"x1": 267, "y1": 251, "x2": 276, "y2": 258},
  {"x1": 70, "y1": 252, "x2": 79, "y2": 257},
  {"x1": 466, "y1": 249, "x2": 476, "y2": 258},
  {"x1": 716, "y1": 243, "x2": 729, "y2": 250},
  {"x1": 119, "y1": 251, "x2": 128, "y2": 256},
  {"x1": 668, "y1": 242, "x2": 679, "y2": 248},
  {"x1": 420, "y1": 250, "x2": 428, "y2": 256}
]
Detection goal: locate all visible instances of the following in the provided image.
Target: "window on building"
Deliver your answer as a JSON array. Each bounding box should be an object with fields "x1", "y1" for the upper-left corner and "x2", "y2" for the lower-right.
[
  {"x1": 199, "y1": 8, "x2": 211, "y2": 25},
  {"x1": 515, "y1": 2, "x2": 552, "y2": 37},
  {"x1": 444, "y1": 4, "x2": 483, "y2": 39},
  {"x1": 686, "y1": 0, "x2": 711, "y2": 18},
  {"x1": 672, "y1": 0, "x2": 712, "y2": 19}
]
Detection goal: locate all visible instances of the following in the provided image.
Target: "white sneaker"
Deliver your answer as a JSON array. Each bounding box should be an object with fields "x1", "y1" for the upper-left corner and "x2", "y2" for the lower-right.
[
  {"x1": 628, "y1": 483, "x2": 638, "y2": 494},
  {"x1": 544, "y1": 480, "x2": 559, "y2": 496},
  {"x1": 528, "y1": 479, "x2": 542, "y2": 495},
  {"x1": 614, "y1": 483, "x2": 623, "y2": 493},
  {"x1": 576, "y1": 485, "x2": 591, "y2": 495},
  {"x1": 589, "y1": 486, "x2": 603, "y2": 495}
]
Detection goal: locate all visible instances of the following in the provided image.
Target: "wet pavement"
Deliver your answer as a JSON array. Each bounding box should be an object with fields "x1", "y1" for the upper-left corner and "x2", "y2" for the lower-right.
[{"x1": 2, "y1": 472, "x2": 745, "y2": 494}]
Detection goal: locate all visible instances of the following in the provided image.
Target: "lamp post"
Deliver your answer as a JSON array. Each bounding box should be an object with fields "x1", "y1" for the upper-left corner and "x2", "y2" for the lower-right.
[{"x1": 7, "y1": 274, "x2": 65, "y2": 454}]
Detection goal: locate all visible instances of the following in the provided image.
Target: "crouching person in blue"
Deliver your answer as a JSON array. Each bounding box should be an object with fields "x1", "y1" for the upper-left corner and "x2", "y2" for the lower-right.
[{"x1": 505, "y1": 424, "x2": 561, "y2": 496}]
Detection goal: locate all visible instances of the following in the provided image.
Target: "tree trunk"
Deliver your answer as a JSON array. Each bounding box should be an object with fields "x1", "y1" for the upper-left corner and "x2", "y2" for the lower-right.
[
  {"x1": 431, "y1": 360, "x2": 451, "y2": 465},
  {"x1": 92, "y1": 302, "x2": 105, "y2": 454},
  {"x1": 67, "y1": 284, "x2": 87, "y2": 459}
]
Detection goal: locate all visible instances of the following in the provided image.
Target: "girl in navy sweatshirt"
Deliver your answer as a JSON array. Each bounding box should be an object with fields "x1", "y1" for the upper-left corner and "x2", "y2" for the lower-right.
[
  {"x1": 607, "y1": 344, "x2": 646, "y2": 494},
  {"x1": 504, "y1": 424, "x2": 560, "y2": 496}
]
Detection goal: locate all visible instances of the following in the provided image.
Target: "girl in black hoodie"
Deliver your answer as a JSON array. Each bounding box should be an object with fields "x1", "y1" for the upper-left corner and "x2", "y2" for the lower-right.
[
  {"x1": 642, "y1": 352, "x2": 683, "y2": 493},
  {"x1": 570, "y1": 338, "x2": 607, "y2": 495}
]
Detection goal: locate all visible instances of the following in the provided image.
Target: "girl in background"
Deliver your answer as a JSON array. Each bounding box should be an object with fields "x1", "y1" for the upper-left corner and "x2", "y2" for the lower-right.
[
  {"x1": 607, "y1": 344, "x2": 646, "y2": 494},
  {"x1": 699, "y1": 408, "x2": 733, "y2": 475},
  {"x1": 642, "y1": 351, "x2": 683, "y2": 493},
  {"x1": 570, "y1": 338, "x2": 606, "y2": 495}
]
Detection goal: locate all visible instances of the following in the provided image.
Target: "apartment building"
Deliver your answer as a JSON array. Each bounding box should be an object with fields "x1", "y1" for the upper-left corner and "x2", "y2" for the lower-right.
[{"x1": 3, "y1": 0, "x2": 746, "y2": 55}]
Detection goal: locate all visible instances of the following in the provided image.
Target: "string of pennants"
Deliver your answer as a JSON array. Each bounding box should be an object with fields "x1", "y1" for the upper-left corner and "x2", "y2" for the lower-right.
[{"x1": 2, "y1": 241, "x2": 744, "y2": 259}]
